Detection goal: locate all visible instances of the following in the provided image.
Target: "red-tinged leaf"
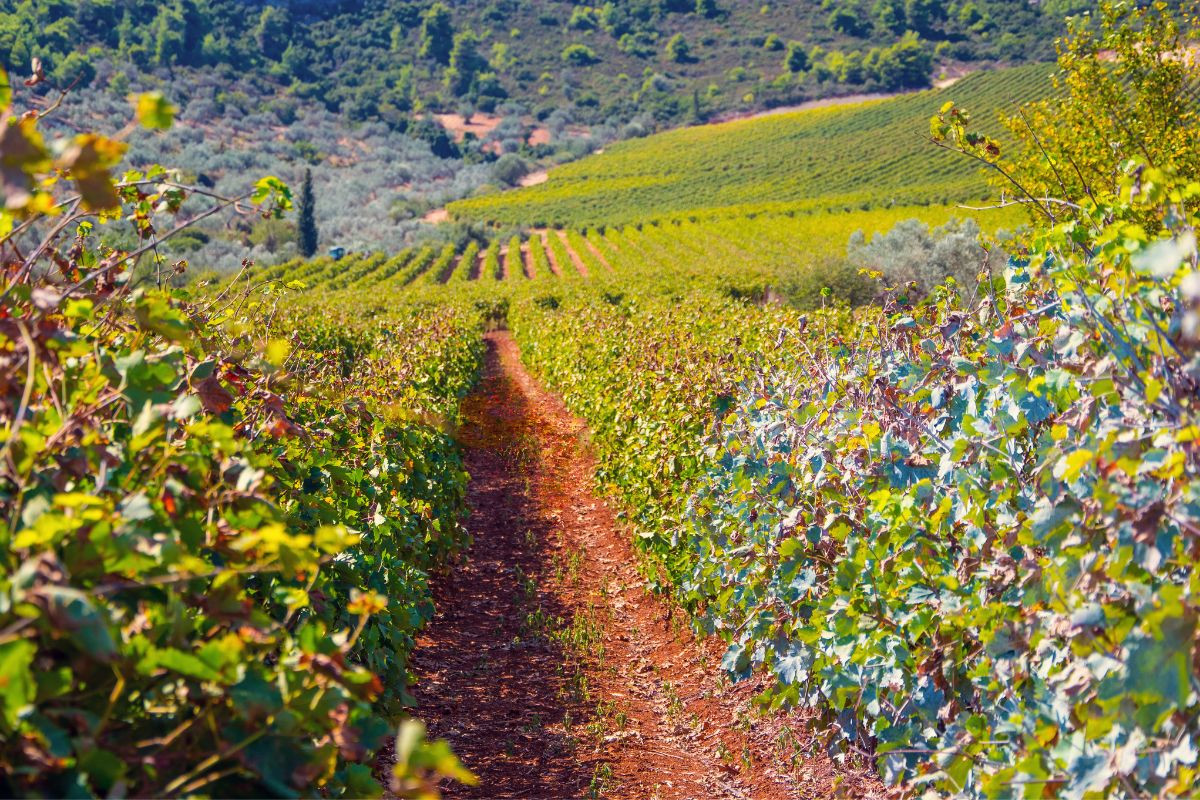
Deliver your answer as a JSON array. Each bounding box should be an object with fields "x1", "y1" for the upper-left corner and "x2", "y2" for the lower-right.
[
  {"x1": 195, "y1": 375, "x2": 233, "y2": 414},
  {"x1": 24, "y1": 57, "x2": 43, "y2": 86},
  {"x1": 265, "y1": 414, "x2": 303, "y2": 438}
]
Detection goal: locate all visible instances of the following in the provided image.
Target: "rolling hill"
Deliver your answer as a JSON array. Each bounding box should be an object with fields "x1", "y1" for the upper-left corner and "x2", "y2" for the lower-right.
[{"x1": 447, "y1": 62, "x2": 1057, "y2": 227}]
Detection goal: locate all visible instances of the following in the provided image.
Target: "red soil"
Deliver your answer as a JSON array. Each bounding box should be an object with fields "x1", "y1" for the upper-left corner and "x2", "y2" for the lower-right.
[
  {"x1": 539, "y1": 232, "x2": 564, "y2": 277},
  {"x1": 557, "y1": 231, "x2": 589, "y2": 277},
  {"x1": 501, "y1": 246, "x2": 518, "y2": 281},
  {"x1": 582, "y1": 237, "x2": 614, "y2": 272},
  {"x1": 521, "y1": 242, "x2": 536, "y2": 279},
  {"x1": 401, "y1": 332, "x2": 884, "y2": 799}
]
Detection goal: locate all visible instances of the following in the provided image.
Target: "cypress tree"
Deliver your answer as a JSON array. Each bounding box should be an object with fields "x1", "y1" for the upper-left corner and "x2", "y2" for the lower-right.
[{"x1": 298, "y1": 168, "x2": 318, "y2": 257}]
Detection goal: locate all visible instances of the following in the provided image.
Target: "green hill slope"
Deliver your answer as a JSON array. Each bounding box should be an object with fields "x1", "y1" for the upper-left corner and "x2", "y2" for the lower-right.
[{"x1": 448, "y1": 63, "x2": 1057, "y2": 227}]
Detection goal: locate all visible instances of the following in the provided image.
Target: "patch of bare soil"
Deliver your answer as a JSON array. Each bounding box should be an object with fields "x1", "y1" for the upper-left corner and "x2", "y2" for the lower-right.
[
  {"x1": 519, "y1": 170, "x2": 550, "y2": 187},
  {"x1": 520, "y1": 242, "x2": 536, "y2": 279},
  {"x1": 469, "y1": 249, "x2": 486, "y2": 281},
  {"x1": 403, "y1": 332, "x2": 884, "y2": 799},
  {"x1": 435, "y1": 113, "x2": 505, "y2": 142},
  {"x1": 501, "y1": 246, "x2": 518, "y2": 281},
  {"x1": 423, "y1": 208, "x2": 450, "y2": 224},
  {"x1": 527, "y1": 128, "x2": 553, "y2": 147}
]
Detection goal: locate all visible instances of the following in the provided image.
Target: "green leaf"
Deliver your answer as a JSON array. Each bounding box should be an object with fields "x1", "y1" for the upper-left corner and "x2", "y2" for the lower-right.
[
  {"x1": 1131, "y1": 232, "x2": 1196, "y2": 278},
  {"x1": 773, "y1": 645, "x2": 812, "y2": 685},
  {"x1": 1125, "y1": 612, "x2": 1195, "y2": 711},
  {"x1": 0, "y1": 640, "x2": 36, "y2": 730},
  {"x1": 251, "y1": 176, "x2": 293, "y2": 217},
  {"x1": 139, "y1": 647, "x2": 224, "y2": 683},
  {"x1": 133, "y1": 92, "x2": 176, "y2": 130},
  {"x1": 39, "y1": 587, "x2": 117, "y2": 659},
  {"x1": 343, "y1": 764, "x2": 383, "y2": 798},
  {"x1": 134, "y1": 292, "x2": 193, "y2": 343},
  {"x1": 78, "y1": 748, "x2": 126, "y2": 792},
  {"x1": 230, "y1": 671, "x2": 284, "y2": 719}
]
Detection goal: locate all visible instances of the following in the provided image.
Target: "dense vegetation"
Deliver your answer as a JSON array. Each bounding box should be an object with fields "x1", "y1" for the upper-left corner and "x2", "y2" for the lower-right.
[
  {"x1": 216, "y1": 202, "x2": 1018, "y2": 310},
  {"x1": 0, "y1": 1, "x2": 1083, "y2": 275},
  {"x1": 0, "y1": 0, "x2": 1088, "y2": 274},
  {"x1": 5, "y1": 0, "x2": 1077, "y2": 127},
  {"x1": 0, "y1": 80, "x2": 478, "y2": 797},
  {"x1": 4, "y1": 1, "x2": 1199, "y2": 798},
  {"x1": 495, "y1": 4, "x2": 1200, "y2": 796},
  {"x1": 448, "y1": 63, "x2": 1055, "y2": 227}
]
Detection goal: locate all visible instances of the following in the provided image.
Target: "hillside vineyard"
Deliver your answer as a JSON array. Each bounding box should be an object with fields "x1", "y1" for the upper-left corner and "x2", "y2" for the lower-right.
[{"x1": 2, "y1": 2, "x2": 1200, "y2": 799}]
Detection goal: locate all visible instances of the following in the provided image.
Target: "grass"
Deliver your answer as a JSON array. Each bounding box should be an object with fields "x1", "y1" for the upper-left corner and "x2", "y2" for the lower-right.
[{"x1": 447, "y1": 63, "x2": 1057, "y2": 227}]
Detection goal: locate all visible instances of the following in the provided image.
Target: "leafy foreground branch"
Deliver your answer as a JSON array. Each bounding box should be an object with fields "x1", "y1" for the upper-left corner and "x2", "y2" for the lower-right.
[
  {"x1": 0, "y1": 73, "x2": 478, "y2": 796},
  {"x1": 513, "y1": 4, "x2": 1200, "y2": 798}
]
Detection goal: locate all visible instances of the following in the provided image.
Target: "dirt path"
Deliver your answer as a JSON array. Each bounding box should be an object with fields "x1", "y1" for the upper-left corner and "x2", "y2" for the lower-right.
[
  {"x1": 519, "y1": 170, "x2": 550, "y2": 187},
  {"x1": 539, "y1": 233, "x2": 564, "y2": 277},
  {"x1": 500, "y1": 246, "x2": 515, "y2": 281},
  {"x1": 520, "y1": 242, "x2": 536, "y2": 279},
  {"x1": 406, "y1": 332, "x2": 882, "y2": 799},
  {"x1": 582, "y1": 238, "x2": 613, "y2": 272},
  {"x1": 557, "y1": 231, "x2": 590, "y2": 278}
]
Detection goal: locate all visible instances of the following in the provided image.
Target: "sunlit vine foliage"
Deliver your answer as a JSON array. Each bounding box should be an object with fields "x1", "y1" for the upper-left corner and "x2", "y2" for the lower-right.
[
  {"x1": 0, "y1": 75, "x2": 476, "y2": 797},
  {"x1": 505, "y1": 3, "x2": 1200, "y2": 797}
]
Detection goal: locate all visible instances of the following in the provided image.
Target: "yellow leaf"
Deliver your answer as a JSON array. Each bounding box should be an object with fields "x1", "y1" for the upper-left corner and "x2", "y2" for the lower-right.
[
  {"x1": 134, "y1": 92, "x2": 176, "y2": 130},
  {"x1": 1054, "y1": 449, "x2": 1094, "y2": 482},
  {"x1": 1176, "y1": 425, "x2": 1200, "y2": 444},
  {"x1": 1144, "y1": 377, "x2": 1163, "y2": 405},
  {"x1": 55, "y1": 134, "x2": 129, "y2": 211},
  {"x1": 265, "y1": 338, "x2": 290, "y2": 367}
]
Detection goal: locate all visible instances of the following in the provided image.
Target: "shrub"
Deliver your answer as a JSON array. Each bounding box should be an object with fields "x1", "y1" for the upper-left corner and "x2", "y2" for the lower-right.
[
  {"x1": 683, "y1": 5, "x2": 1200, "y2": 797},
  {"x1": 617, "y1": 31, "x2": 658, "y2": 58},
  {"x1": 847, "y1": 217, "x2": 989, "y2": 298},
  {"x1": 784, "y1": 40, "x2": 809, "y2": 72},
  {"x1": 666, "y1": 33, "x2": 692, "y2": 63},
  {"x1": 0, "y1": 77, "x2": 477, "y2": 799},
  {"x1": 561, "y1": 43, "x2": 600, "y2": 66},
  {"x1": 568, "y1": 6, "x2": 599, "y2": 30},
  {"x1": 491, "y1": 152, "x2": 530, "y2": 186}
]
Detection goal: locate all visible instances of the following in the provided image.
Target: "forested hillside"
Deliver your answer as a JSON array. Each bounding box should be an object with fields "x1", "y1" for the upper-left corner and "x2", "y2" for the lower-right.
[{"x1": 8, "y1": 0, "x2": 1081, "y2": 128}]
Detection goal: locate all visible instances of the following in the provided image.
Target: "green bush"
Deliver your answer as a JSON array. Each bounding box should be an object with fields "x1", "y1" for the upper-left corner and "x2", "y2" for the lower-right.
[{"x1": 562, "y1": 43, "x2": 600, "y2": 65}]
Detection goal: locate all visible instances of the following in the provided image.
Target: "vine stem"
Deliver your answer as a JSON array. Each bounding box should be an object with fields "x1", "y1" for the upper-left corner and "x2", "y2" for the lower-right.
[
  {"x1": 0, "y1": 321, "x2": 38, "y2": 470},
  {"x1": 161, "y1": 727, "x2": 267, "y2": 796}
]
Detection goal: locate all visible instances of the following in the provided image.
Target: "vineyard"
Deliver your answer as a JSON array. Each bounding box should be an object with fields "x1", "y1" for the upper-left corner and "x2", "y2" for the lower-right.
[
  {"x1": 238, "y1": 202, "x2": 1019, "y2": 313},
  {"x1": 447, "y1": 63, "x2": 1056, "y2": 228},
  {"x1": 4, "y1": 2, "x2": 1200, "y2": 799}
]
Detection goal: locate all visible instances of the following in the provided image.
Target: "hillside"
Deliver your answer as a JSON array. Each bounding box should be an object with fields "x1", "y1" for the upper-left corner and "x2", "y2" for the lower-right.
[
  {"x1": 2, "y1": 2, "x2": 1082, "y2": 272},
  {"x1": 448, "y1": 62, "x2": 1057, "y2": 226},
  {"x1": 8, "y1": 0, "x2": 1079, "y2": 128}
]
